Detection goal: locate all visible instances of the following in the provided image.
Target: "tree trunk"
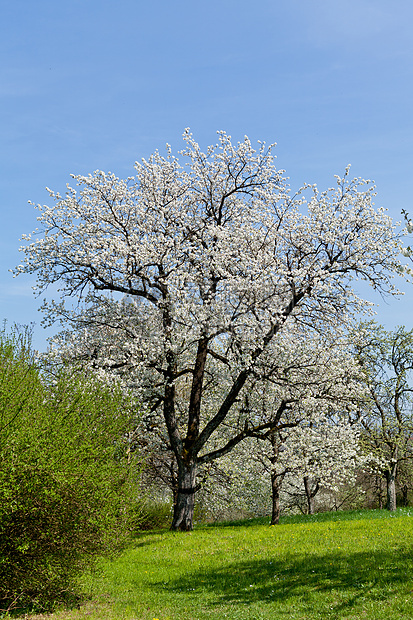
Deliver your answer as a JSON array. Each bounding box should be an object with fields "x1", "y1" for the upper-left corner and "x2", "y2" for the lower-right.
[
  {"x1": 303, "y1": 476, "x2": 318, "y2": 515},
  {"x1": 171, "y1": 459, "x2": 197, "y2": 531},
  {"x1": 269, "y1": 430, "x2": 286, "y2": 525},
  {"x1": 385, "y1": 462, "x2": 397, "y2": 511},
  {"x1": 271, "y1": 471, "x2": 284, "y2": 525}
]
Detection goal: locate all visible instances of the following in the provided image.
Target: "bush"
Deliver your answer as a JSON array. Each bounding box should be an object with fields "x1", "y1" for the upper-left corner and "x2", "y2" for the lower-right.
[
  {"x1": 0, "y1": 328, "x2": 141, "y2": 613},
  {"x1": 0, "y1": 465, "x2": 101, "y2": 609}
]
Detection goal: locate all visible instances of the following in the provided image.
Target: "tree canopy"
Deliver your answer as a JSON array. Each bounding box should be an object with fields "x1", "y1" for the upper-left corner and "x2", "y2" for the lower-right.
[{"x1": 16, "y1": 131, "x2": 405, "y2": 530}]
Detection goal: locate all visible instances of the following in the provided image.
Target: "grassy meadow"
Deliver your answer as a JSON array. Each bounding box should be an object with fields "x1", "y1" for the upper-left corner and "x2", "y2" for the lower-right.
[{"x1": 13, "y1": 509, "x2": 413, "y2": 620}]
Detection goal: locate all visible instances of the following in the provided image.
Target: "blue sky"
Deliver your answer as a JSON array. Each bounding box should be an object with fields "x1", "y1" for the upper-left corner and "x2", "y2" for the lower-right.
[{"x1": 1, "y1": 0, "x2": 413, "y2": 350}]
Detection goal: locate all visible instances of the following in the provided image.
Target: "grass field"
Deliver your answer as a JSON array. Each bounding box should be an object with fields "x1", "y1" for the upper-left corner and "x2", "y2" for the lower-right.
[{"x1": 13, "y1": 508, "x2": 413, "y2": 620}]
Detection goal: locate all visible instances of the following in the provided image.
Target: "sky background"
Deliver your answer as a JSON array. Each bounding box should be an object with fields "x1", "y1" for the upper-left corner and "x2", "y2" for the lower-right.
[{"x1": 1, "y1": 0, "x2": 413, "y2": 351}]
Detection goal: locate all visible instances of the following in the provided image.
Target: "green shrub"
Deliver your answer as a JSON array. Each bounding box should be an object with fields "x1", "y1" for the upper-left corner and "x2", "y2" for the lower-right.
[
  {"x1": 0, "y1": 327, "x2": 141, "y2": 613},
  {"x1": 0, "y1": 465, "x2": 100, "y2": 609}
]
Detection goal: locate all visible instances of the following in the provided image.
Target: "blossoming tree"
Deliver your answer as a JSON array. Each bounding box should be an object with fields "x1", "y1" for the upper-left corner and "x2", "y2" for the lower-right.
[
  {"x1": 265, "y1": 417, "x2": 362, "y2": 521},
  {"x1": 50, "y1": 321, "x2": 364, "y2": 524},
  {"x1": 16, "y1": 130, "x2": 403, "y2": 530},
  {"x1": 219, "y1": 332, "x2": 364, "y2": 524},
  {"x1": 355, "y1": 322, "x2": 413, "y2": 511}
]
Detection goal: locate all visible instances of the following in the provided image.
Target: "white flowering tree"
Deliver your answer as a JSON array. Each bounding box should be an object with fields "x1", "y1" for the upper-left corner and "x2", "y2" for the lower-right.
[
  {"x1": 16, "y1": 131, "x2": 403, "y2": 530},
  {"x1": 354, "y1": 322, "x2": 413, "y2": 511},
  {"x1": 228, "y1": 334, "x2": 364, "y2": 523},
  {"x1": 270, "y1": 419, "x2": 361, "y2": 520},
  {"x1": 189, "y1": 438, "x2": 272, "y2": 523},
  {"x1": 51, "y1": 321, "x2": 363, "y2": 524}
]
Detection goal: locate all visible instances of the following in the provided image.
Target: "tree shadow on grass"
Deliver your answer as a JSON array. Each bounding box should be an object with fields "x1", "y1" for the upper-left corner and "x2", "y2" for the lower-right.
[{"x1": 153, "y1": 547, "x2": 413, "y2": 615}]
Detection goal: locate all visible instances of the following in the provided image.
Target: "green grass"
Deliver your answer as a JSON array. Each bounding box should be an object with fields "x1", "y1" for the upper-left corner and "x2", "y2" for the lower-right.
[{"x1": 13, "y1": 508, "x2": 413, "y2": 620}]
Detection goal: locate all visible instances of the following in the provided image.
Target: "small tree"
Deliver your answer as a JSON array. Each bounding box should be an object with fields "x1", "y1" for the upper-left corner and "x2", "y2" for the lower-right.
[
  {"x1": 223, "y1": 333, "x2": 364, "y2": 524},
  {"x1": 16, "y1": 131, "x2": 403, "y2": 530},
  {"x1": 355, "y1": 322, "x2": 413, "y2": 511},
  {"x1": 273, "y1": 419, "x2": 361, "y2": 518}
]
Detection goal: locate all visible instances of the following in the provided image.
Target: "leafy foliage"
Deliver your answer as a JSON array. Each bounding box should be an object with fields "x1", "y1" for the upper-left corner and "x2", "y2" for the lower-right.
[{"x1": 0, "y1": 328, "x2": 140, "y2": 613}]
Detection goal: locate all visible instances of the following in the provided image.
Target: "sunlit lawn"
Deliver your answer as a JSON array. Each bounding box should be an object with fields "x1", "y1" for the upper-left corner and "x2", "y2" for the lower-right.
[{"x1": 14, "y1": 509, "x2": 413, "y2": 620}]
